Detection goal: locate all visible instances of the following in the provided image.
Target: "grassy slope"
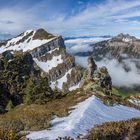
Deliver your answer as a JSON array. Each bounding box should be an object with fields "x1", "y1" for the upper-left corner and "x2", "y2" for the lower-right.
[
  {"x1": 0, "y1": 89, "x2": 92, "y2": 139},
  {"x1": 57, "y1": 119, "x2": 140, "y2": 140},
  {"x1": 112, "y1": 87, "x2": 140, "y2": 99},
  {"x1": 87, "y1": 118, "x2": 140, "y2": 140}
]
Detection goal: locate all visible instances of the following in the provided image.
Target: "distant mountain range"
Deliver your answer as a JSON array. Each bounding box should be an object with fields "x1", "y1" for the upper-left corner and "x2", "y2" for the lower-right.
[
  {"x1": 64, "y1": 35, "x2": 112, "y2": 40},
  {"x1": 91, "y1": 33, "x2": 140, "y2": 60},
  {"x1": 65, "y1": 33, "x2": 140, "y2": 91}
]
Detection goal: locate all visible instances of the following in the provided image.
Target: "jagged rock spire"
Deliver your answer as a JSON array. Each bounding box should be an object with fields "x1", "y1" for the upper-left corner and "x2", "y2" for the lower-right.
[
  {"x1": 87, "y1": 56, "x2": 97, "y2": 80},
  {"x1": 80, "y1": 56, "x2": 112, "y2": 96}
]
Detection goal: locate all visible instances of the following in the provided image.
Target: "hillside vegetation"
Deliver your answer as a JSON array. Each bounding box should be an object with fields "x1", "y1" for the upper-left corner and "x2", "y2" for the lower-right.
[{"x1": 87, "y1": 119, "x2": 140, "y2": 140}]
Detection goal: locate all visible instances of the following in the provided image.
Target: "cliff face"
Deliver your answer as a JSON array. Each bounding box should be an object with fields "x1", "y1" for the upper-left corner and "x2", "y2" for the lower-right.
[
  {"x1": 29, "y1": 30, "x2": 82, "y2": 92},
  {"x1": 0, "y1": 29, "x2": 82, "y2": 92},
  {"x1": 91, "y1": 33, "x2": 140, "y2": 60}
]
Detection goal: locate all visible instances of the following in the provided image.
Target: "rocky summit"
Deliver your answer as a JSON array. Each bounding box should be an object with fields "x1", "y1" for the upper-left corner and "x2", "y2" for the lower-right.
[{"x1": 0, "y1": 28, "x2": 82, "y2": 93}]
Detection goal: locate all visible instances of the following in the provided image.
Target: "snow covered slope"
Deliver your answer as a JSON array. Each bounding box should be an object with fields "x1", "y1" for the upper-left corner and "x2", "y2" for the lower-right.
[
  {"x1": 33, "y1": 55, "x2": 63, "y2": 73},
  {"x1": 0, "y1": 29, "x2": 56, "y2": 53},
  {"x1": 27, "y1": 95, "x2": 140, "y2": 140}
]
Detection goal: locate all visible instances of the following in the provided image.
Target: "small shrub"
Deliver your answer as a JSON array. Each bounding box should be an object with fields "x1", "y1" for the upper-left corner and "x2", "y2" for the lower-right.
[
  {"x1": 0, "y1": 128, "x2": 24, "y2": 140},
  {"x1": 6, "y1": 100, "x2": 14, "y2": 111},
  {"x1": 87, "y1": 119, "x2": 140, "y2": 140}
]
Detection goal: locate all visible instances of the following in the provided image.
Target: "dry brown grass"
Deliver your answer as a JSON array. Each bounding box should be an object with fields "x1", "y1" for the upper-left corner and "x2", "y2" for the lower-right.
[
  {"x1": 87, "y1": 118, "x2": 140, "y2": 140},
  {"x1": 0, "y1": 128, "x2": 25, "y2": 140}
]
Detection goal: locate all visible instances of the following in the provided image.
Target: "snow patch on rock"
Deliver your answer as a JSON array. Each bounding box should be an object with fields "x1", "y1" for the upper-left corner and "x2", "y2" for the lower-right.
[
  {"x1": 34, "y1": 55, "x2": 63, "y2": 73},
  {"x1": 0, "y1": 30, "x2": 56, "y2": 53},
  {"x1": 129, "y1": 99, "x2": 140, "y2": 106},
  {"x1": 69, "y1": 83, "x2": 80, "y2": 91},
  {"x1": 122, "y1": 38, "x2": 132, "y2": 43},
  {"x1": 50, "y1": 68, "x2": 72, "y2": 90}
]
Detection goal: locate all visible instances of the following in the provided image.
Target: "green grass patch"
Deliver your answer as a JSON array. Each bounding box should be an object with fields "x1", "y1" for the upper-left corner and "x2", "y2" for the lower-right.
[{"x1": 112, "y1": 87, "x2": 136, "y2": 99}]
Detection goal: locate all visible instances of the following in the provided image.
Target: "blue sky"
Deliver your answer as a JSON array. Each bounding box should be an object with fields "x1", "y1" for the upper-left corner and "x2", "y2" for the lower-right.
[{"x1": 1, "y1": 0, "x2": 140, "y2": 37}]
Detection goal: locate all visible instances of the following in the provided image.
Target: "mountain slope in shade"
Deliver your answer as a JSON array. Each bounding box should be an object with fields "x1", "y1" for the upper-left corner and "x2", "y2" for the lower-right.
[
  {"x1": 0, "y1": 51, "x2": 55, "y2": 113},
  {"x1": 27, "y1": 95, "x2": 140, "y2": 140}
]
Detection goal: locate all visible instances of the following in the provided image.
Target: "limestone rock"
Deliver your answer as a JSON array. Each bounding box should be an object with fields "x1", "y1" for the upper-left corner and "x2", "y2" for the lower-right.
[
  {"x1": 96, "y1": 67, "x2": 112, "y2": 95},
  {"x1": 91, "y1": 33, "x2": 140, "y2": 60},
  {"x1": 0, "y1": 28, "x2": 83, "y2": 93}
]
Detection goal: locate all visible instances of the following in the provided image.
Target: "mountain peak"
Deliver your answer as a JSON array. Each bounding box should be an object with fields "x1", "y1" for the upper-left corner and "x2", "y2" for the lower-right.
[
  {"x1": 0, "y1": 28, "x2": 58, "y2": 53},
  {"x1": 33, "y1": 28, "x2": 55, "y2": 40},
  {"x1": 115, "y1": 33, "x2": 137, "y2": 42}
]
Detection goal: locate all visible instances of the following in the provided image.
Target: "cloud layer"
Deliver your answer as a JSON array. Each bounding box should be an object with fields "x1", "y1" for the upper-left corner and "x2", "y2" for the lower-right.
[
  {"x1": 66, "y1": 36, "x2": 140, "y2": 88},
  {"x1": 96, "y1": 59, "x2": 140, "y2": 87},
  {"x1": 65, "y1": 37, "x2": 110, "y2": 54},
  {"x1": 75, "y1": 56, "x2": 140, "y2": 88}
]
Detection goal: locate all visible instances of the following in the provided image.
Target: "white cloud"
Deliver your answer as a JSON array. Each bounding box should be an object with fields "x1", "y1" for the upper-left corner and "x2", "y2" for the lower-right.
[
  {"x1": 1, "y1": 0, "x2": 140, "y2": 36},
  {"x1": 65, "y1": 37, "x2": 109, "y2": 54},
  {"x1": 43, "y1": 0, "x2": 140, "y2": 36},
  {"x1": 75, "y1": 56, "x2": 140, "y2": 87},
  {"x1": 75, "y1": 56, "x2": 88, "y2": 68},
  {"x1": 0, "y1": 8, "x2": 38, "y2": 34},
  {"x1": 96, "y1": 59, "x2": 140, "y2": 87}
]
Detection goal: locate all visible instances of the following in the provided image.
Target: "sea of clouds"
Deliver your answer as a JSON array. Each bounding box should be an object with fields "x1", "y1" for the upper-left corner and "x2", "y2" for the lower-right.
[
  {"x1": 65, "y1": 37, "x2": 140, "y2": 88},
  {"x1": 65, "y1": 37, "x2": 107, "y2": 54}
]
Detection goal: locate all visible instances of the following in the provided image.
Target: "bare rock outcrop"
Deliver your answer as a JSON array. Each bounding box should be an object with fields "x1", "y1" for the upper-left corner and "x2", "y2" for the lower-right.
[
  {"x1": 87, "y1": 56, "x2": 97, "y2": 79},
  {"x1": 80, "y1": 56, "x2": 112, "y2": 95}
]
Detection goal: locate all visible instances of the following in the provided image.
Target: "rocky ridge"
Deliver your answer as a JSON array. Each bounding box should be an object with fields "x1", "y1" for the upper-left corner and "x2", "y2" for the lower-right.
[{"x1": 91, "y1": 33, "x2": 140, "y2": 60}]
